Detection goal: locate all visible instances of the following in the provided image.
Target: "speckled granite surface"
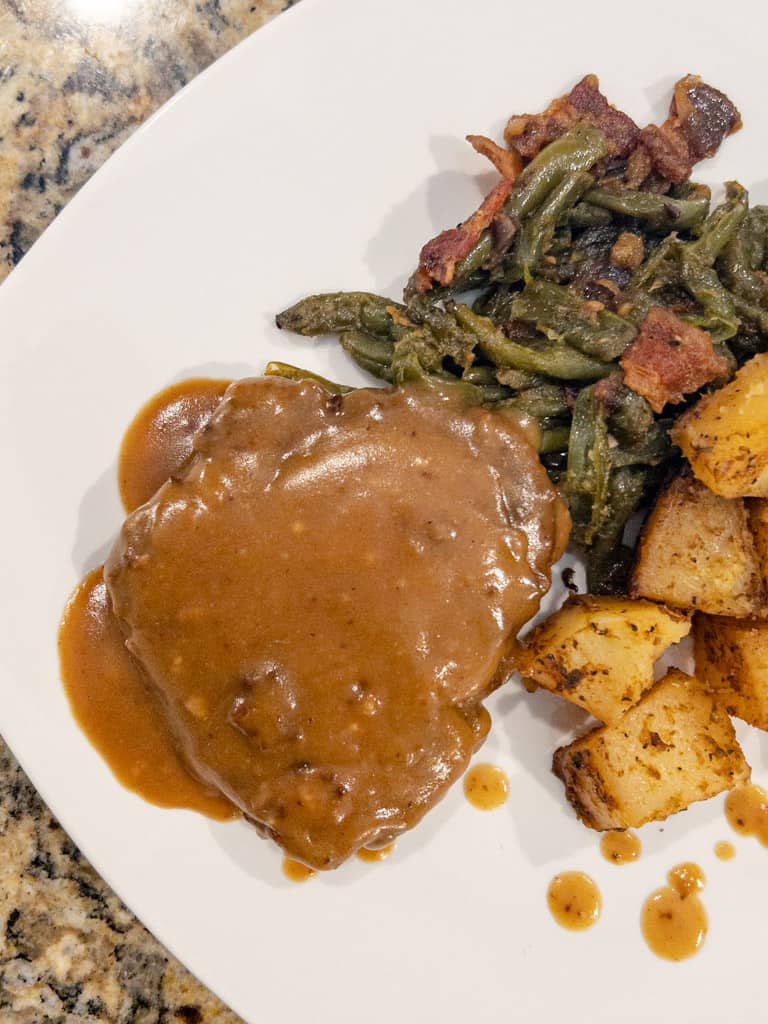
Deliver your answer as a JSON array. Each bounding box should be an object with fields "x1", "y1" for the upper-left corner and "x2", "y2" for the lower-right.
[
  {"x1": 0, "y1": 0, "x2": 295, "y2": 280},
  {"x1": 0, "y1": 1, "x2": 295, "y2": 1018}
]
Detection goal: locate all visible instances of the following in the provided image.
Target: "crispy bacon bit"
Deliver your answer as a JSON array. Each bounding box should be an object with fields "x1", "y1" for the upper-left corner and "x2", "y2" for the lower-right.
[
  {"x1": 567, "y1": 75, "x2": 640, "y2": 157},
  {"x1": 466, "y1": 134, "x2": 523, "y2": 180},
  {"x1": 637, "y1": 125, "x2": 691, "y2": 184},
  {"x1": 639, "y1": 75, "x2": 741, "y2": 184},
  {"x1": 504, "y1": 75, "x2": 639, "y2": 159},
  {"x1": 674, "y1": 75, "x2": 742, "y2": 158},
  {"x1": 619, "y1": 306, "x2": 730, "y2": 413},
  {"x1": 624, "y1": 144, "x2": 653, "y2": 189},
  {"x1": 416, "y1": 177, "x2": 513, "y2": 290}
]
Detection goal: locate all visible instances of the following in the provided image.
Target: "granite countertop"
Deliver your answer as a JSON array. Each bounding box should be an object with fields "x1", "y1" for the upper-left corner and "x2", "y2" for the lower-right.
[{"x1": 0, "y1": 2, "x2": 294, "y2": 1019}]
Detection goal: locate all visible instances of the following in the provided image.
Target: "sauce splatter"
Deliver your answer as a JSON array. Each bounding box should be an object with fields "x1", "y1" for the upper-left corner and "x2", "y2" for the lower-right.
[
  {"x1": 118, "y1": 377, "x2": 231, "y2": 512},
  {"x1": 600, "y1": 830, "x2": 641, "y2": 865},
  {"x1": 714, "y1": 840, "x2": 736, "y2": 861},
  {"x1": 357, "y1": 843, "x2": 396, "y2": 863},
  {"x1": 725, "y1": 783, "x2": 768, "y2": 846},
  {"x1": 547, "y1": 872, "x2": 601, "y2": 931},
  {"x1": 463, "y1": 763, "x2": 510, "y2": 810},
  {"x1": 283, "y1": 858, "x2": 316, "y2": 883},
  {"x1": 641, "y1": 863, "x2": 707, "y2": 961},
  {"x1": 668, "y1": 862, "x2": 705, "y2": 897}
]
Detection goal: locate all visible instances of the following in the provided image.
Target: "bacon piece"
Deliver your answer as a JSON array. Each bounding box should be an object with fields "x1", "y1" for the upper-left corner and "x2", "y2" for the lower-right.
[
  {"x1": 416, "y1": 177, "x2": 513, "y2": 290},
  {"x1": 466, "y1": 135, "x2": 523, "y2": 180},
  {"x1": 624, "y1": 144, "x2": 653, "y2": 189},
  {"x1": 567, "y1": 75, "x2": 639, "y2": 157},
  {"x1": 639, "y1": 76, "x2": 741, "y2": 184},
  {"x1": 637, "y1": 125, "x2": 691, "y2": 184},
  {"x1": 504, "y1": 75, "x2": 639, "y2": 160},
  {"x1": 673, "y1": 75, "x2": 742, "y2": 158},
  {"x1": 620, "y1": 307, "x2": 730, "y2": 413}
]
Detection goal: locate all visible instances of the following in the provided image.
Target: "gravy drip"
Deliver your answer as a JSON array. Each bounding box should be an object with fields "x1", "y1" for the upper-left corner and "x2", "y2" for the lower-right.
[
  {"x1": 725, "y1": 783, "x2": 768, "y2": 846},
  {"x1": 641, "y1": 863, "x2": 707, "y2": 961},
  {"x1": 356, "y1": 843, "x2": 396, "y2": 863},
  {"x1": 714, "y1": 840, "x2": 736, "y2": 861},
  {"x1": 547, "y1": 872, "x2": 602, "y2": 931},
  {"x1": 600, "y1": 830, "x2": 641, "y2": 865},
  {"x1": 283, "y1": 858, "x2": 316, "y2": 883},
  {"x1": 118, "y1": 377, "x2": 231, "y2": 513},
  {"x1": 59, "y1": 568, "x2": 237, "y2": 820},
  {"x1": 463, "y1": 763, "x2": 510, "y2": 810}
]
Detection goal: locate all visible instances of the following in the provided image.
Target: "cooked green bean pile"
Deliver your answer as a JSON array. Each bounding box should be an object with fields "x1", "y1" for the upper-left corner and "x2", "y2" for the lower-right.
[{"x1": 275, "y1": 88, "x2": 766, "y2": 593}]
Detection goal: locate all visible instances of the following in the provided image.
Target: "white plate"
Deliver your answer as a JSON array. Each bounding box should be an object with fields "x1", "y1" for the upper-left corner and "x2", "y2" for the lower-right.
[{"x1": 1, "y1": 0, "x2": 767, "y2": 1020}]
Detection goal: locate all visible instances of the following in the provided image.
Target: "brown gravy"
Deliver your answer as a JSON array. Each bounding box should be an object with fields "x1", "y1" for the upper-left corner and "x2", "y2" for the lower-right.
[
  {"x1": 600, "y1": 830, "x2": 641, "y2": 865},
  {"x1": 546, "y1": 872, "x2": 601, "y2": 931},
  {"x1": 356, "y1": 843, "x2": 396, "y2": 863},
  {"x1": 58, "y1": 568, "x2": 237, "y2": 820},
  {"x1": 63, "y1": 375, "x2": 568, "y2": 869},
  {"x1": 725, "y1": 782, "x2": 768, "y2": 846},
  {"x1": 641, "y1": 863, "x2": 707, "y2": 961},
  {"x1": 118, "y1": 377, "x2": 231, "y2": 513},
  {"x1": 714, "y1": 840, "x2": 736, "y2": 861},
  {"x1": 283, "y1": 857, "x2": 316, "y2": 883},
  {"x1": 463, "y1": 763, "x2": 510, "y2": 811}
]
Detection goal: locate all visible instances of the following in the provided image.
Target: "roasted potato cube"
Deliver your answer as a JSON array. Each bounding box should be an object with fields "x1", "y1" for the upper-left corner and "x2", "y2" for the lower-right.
[
  {"x1": 748, "y1": 498, "x2": 768, "y2": 576},
  {"x1": 695, "y1": 613, "x2": 768, "y2": 730},
  {"x1": 671, "y1": 352, "x2": 768, "y2": 498},
  {"x1": 517, "y1": 595, "x2": 690, "y2": 723},
  {"x1": 630, "y1": 470, "x2": 764, "y2": 616},
  {"x1": 552, "y1": 668, "x2": 750, "y2": 830}
]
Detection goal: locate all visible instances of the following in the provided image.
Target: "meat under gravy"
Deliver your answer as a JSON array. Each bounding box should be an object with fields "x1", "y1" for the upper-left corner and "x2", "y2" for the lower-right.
[{"x1": 105, "y1": 377, "x2": 569, "y2": 869}]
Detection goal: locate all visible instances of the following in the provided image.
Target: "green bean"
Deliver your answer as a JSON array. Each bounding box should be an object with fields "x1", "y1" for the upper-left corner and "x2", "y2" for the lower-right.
[
  {"x1": 565, "y1": 385, "x2": 611, "y2": 547},
  {"x1": 510, "y1": 125, "x2": 608, "y2": 219},
  {"x1": 583, "y1": 186, "x2": 710, "y2": 232},
  {"x1": 511, "y1": 279, "x2": 636, "y2": 361},
  {"x1": 276, "y1": 292, "x2": 410, "y2": 339},
  {"x1": 539, "y1": 425, "x2": 571, "y2": 455},
  {"x1": 628, "y1": 236, "x2": 680, "y2": 296},
  {"x1": 718, "y1": 207, "x2": 768, "y2": 307},
  {"x1": 477, "y1": 385, "x2": 515, "y2": 404},
  {"x1": 587, "y1": 466, "x2": 649, "y2": 594},
  {"x1": 472, "y1": 285, "x2": 517, "y2": 324},
  {"x1": 603, "y1": 383, "x2": 655, "y2": 446},
  {"x1": 494, "y1": 366, "x2": 546, "y2": 389},
  {"x1": 689, "y1": 182, "x2": 748, "y2": 264},
  {"x1": 450, "y1": 360, "x2": 520, "y2": 395},
  {"x1": 609, "y1": 426, "x2": 671, "y2": 468},
  {"x1": 732, "y1": 295, "x2": 768, "y2": 335},
  {"x1": 438, "y1": 124, "x2": 609, "y2": 292},
  {"x1": 453, "y1": 304, "x2": 613, "y2": 381},
  {"x1": 460, "y1": 364, "x2": 498, "y2": 385},
  {"x1": 407, "y1": 300, "x2": 476, "y2": 368},
  {"x1": 679, "y1": 249, "x2": 739, "y2": 342},
  {"x1": 264, "y1": 361, "x2": 353, "y2": 394},
  {"x1": 339, "y1": 331, "x2": 394, "y2": 382},
  {"x1": 499, "y1": 383, "x2": 570, "y2": 419},
  {"x1": 452, "y1": 232, "x2": 494, "y2": 281},
  {"x1": 511, "y1": 171, "x2": 595, "y2": 279},
  {"x1": 562, "y1": 202, "x2": 612, "y2": 229}
]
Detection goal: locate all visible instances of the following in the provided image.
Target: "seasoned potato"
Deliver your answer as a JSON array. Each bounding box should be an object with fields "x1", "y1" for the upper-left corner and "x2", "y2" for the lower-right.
[
  {"x1": 630, "y1": 470, "x2": 764, "y2": 616},
  {"x1": 671, "y1": 352, "x2": 768, "y2": 498},
  {"x1": 748, "y1": 498, "x2": 768, "y2": 576},
  {"x1": 695, "y1": 613, "x2": 768, "y2": 730},
  {"x1": 552, "y1": 668, "x2": 750, "y2": 830},
  {"x1": 517, "y1": 595, "x2": 690, "y2": 723}
]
